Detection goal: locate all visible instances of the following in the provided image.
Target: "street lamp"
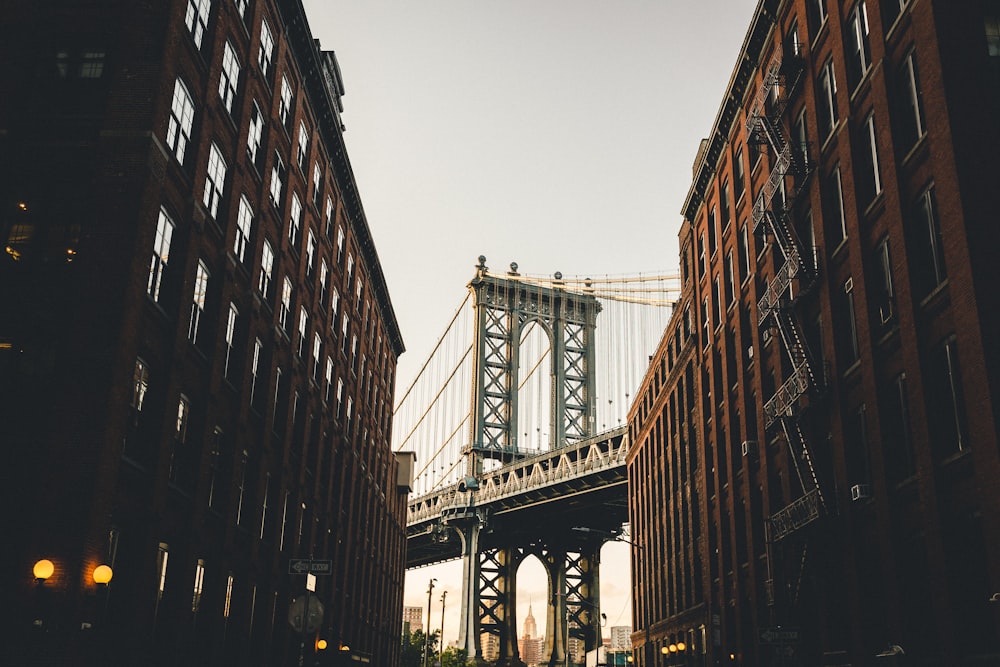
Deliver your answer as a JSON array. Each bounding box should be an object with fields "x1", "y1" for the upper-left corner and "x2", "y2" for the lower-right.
[
  {"x1": 423, "y1": 578, "x2": 437, "y2": 667},
  {"x1": 33, "y1": 559, "x2": 54, "y2": 582}
]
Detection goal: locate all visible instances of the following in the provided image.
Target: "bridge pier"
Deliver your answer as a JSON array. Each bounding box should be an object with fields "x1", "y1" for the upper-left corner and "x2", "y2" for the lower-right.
[{"x1": 446, "y1": 507, "x2": 488, "y2": 663}]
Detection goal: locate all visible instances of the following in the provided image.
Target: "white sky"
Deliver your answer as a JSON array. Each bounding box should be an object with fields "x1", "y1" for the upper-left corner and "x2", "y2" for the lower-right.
[{"x1": 301, "y1": 0, "x2": 758, "y2": 649}]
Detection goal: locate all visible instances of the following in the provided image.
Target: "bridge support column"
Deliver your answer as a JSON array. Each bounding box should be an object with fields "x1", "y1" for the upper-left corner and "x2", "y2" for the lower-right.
[
  {"x1": 482, "y1": 547, "x2": 525, "y2": 667},
  {"x1": 568, "y1": 539, "x2": 604, "y2": 657},
  {"x1": 447, "y1": 508, "x2": 487, "y2": 662},
  {"x1": 542, "y1": 549, "x2": 568, "y2": 667}
]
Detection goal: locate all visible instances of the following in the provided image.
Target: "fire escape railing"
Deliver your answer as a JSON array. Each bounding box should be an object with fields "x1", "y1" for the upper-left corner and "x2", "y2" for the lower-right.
[{"x1": 748, "y1": 48, "x2": 826, "y2": 543}]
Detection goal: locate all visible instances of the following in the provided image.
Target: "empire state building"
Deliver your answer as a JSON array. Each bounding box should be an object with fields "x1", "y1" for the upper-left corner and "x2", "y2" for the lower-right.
[{"x1": 518, "y1": 603, "x2": 542, "y2": 666}]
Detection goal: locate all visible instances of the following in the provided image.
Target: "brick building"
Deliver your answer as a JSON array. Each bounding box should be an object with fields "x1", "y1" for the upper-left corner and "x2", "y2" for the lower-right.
[
  {"x1": 627, "y1": 1, "x2": 1000, "y2": 665},
  {"x1": 0, "y1": 1, "x2": 409, "y2": 665}
]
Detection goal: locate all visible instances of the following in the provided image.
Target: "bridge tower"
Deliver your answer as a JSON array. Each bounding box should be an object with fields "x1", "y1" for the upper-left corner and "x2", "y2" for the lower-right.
[
  {"x1": 466, "y1": 255, "x2": 601, "y2": 472},
  {"x1": 452, "y1": 257, "x2": 605, "y2": 666}
]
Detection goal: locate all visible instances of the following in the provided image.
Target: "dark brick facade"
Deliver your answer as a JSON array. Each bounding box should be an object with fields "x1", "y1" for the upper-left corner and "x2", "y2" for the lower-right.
[
  {"x1": 0, "y1": 1, "x2": 408, "y2": 665},
  {"x1": 628, "y1": 1, "x2": 1000, "y2": 665}
]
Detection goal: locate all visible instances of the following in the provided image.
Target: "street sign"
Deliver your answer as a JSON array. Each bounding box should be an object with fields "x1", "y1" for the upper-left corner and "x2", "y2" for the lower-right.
[
  {"x1": 758, "y1": 627, "x2": 799, "y2": 644},
  {"x1": 288, "y1": 558, "x2": 333, "y2": 575}
]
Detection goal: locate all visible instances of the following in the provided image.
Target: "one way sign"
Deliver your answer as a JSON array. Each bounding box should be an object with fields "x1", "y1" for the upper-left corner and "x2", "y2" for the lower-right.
[
  {"x1": 289, "y1": 559, "x2": 333, "y2": 575},
  {"x1": 758, "y1": 627, "x2": 799, "y2": 644}
]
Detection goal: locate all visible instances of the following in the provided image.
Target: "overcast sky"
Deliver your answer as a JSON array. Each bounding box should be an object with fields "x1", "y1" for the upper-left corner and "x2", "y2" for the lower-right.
[{"x1": 301, "y1": 0, "x2": 758, "y2": 649}]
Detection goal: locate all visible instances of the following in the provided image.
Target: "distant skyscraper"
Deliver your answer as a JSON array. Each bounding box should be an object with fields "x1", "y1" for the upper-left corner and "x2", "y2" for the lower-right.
[
  {"x1": 403, "y1": 605, "x2": 425, "y2": 634},
  {"x1": 610, "y1": 625, "x2": 632, "y2": 651},
  {"x1": 519, "y1": 602, "x2": 541, "y2": 666}
]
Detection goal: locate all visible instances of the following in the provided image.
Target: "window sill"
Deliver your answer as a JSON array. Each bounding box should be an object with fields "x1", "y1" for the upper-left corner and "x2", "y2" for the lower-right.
[{"x1": 899, "y1": 132, "x2": 929, "y2": 169}]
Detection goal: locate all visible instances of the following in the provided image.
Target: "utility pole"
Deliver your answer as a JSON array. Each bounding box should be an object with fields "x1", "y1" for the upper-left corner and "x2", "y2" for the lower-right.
[
  {"x1": 439, "y1": 590, "x2": 448, "y2": 657},
  {"x1": 424, "y1": 578, "x2": 437, "y2": 667}
]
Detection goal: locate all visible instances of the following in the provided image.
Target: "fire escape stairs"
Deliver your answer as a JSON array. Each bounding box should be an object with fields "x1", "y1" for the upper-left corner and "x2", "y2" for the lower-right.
[{"x1": 749, "y1": 52, "x2": 827, "y2": 545}]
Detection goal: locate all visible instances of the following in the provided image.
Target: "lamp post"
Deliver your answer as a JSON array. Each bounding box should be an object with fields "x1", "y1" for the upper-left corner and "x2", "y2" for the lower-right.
[
  {"x1": 423, "y1": 578, "x2": 437, "y2": 667},
  {"x1": 439, "y1": 590, "x2": 447, "y2": 657}
]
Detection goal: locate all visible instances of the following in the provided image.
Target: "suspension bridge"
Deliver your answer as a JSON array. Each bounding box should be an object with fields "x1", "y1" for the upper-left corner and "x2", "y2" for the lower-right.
[{"x1": 394, "y1": 256, "x2": 678, "y2": 665}]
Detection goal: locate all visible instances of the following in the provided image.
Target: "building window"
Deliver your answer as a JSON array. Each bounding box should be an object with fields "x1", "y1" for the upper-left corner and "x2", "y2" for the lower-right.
[
  {"x1": 336, "y1": 225, "x2": 345, "y2": 264},
  {"x1": 335, "y1": 378, "x2": 344, "y2": 420},
  {"x1": 806, "y1": 0, "x2": 828, "y2": 38},
  {"x1": 234, "y1": 0, "x2": 247, "y2": 19},
  {"x1": 269, "y1": 152, "x2": 285, "y2": 205},
  {"x1": 708, "y1": 206, "x2": 717, "y2": 256},
  {"x1": 824, "y1": 166, "x2": 847, "y2": 247},
  {"x1": 132, "y1": 358, "x2": 149, "y2": 412},
  {"x1": 841, "y1": 278, "x2": 860, "y2": 366},
  {"x1": 224, "y1": 303, "x2": 239, "y2": 379},
  {"x1": 219, "y1": 41, "x2": 240, "y2": 114},
  {"x1": 306, "y1": 230, "x2": 316, "y2": 278},
  {"x1": 308, "y1": 163, "x2": 321, "y2": 206},
  {"x1": 894, "y1": 50, "x2": 926, "y2": 153},
  {"x1": 235, "y1": 451, "x2": 247, "y2": 525},
  {"x1": 881, "y1": 0, "x2": 908, "y2": 33},
  {"x1": 234, "y1": 195, "x2": 253, "y2": 263},
  {"x1": 192, "y1": 559, "x2": 206, "y2": 613},
  {"x1": 910, "y1": 186, "x2": 946, "y2": 299},
  {"x1": 247, "y1": 101, "x2": 264, "y2": 168},
  {"x1": 258, "y1": 19, "x2": 273, "y2": 79},
  {"x1": 260, "y1": 474, "x2": 272, "y2": 539},
  {"x1": 223, "y1": 574, "x2": 234, "y2": 619},
  {"x1": 734, "y1": 148, "x2": 745, "y2": 201},
  {"x1": 279, "y1": 490, "x2": 290, "y2": 550},
  {"x1": 312, "y1": 333, "x2": 322, "y2": 380},
  {"x1": 883, "y1": 373, "x2": 916, "y2": 484},
  {"x1": 203, "y1": 142, "x2": 228, "y2": 219},
  {"x1": 169, "y1": 396, "x2": 191, "y2": 484},
  {"x1": 188, "y1": 260, "x2": 210, "y2": 344},
  {"x1": 724, "y1": 251, "x2": 735, "y2": 306},
  {"x1": 873, "y1": 237, "x2": 894, "y2": 326},
  {"x1": 325, "y1": 196, "x2": 334, "y2": 239},
  {"x1": 297, "y1": 121, "x2": 309, "y2": 170},
  {"x1": 331, "y1": 287, "x2": 340, "y2": 320},
  {"x1": 207, "y1": 428, "x2": 225, "y2": 510},
  {"x1": 185, "y1": 0, "x2": 211, "y2": 50},
  {"x1": 279, "y1": 75, "x2": 293, "y2": 129},
  {"x1": 845, "y1": 2, "x2": 872, "y2": 89},
  {"x1": 155, "y1": 543, "x2": 169, "y2": 611},
  {"x1": 324, "y1": 357, "x2": 334, "y2": 403},
  {"x1": 347, "y1": 253, "x2": 355, "y2": 287},
  {"x1": 259, "y1": 239, "x2": 274, "y2": 299},
  {"x1": 279, "y1": 276, "x2": 293, "y2": 332},
  {"x1": 698, "y1": 232, "x2": 706, "y2": 277},
  {"x1": 166, "y1": 78, "x2": 195, "y2": 164},
  {"x1": 846, "y1": 404, "x2": 872, "y2": 486},
  {"x1": 78, "y1": 51, "x2": 105, "y2": 78},
  {"x1": 927, "y1": 335, "x2": 969, "y2": 458},
  {"x1": 855, "y1": 113, "x2": 882, "y2": 208},
  {"x1": 738, "y1": 222, "x2": 751, "y2": 282},
  {"x1": 297, "y1": 306, "x2": 308, "y2": 358},
  {"x1": 793, "y1": 108, "x2": 809, "y2": 169},
  {"x1": 289, "y1": 192, "x2": 302, "y2": 247},
  {"x1": 713, "y1": 277, "x2": 722, "y2": 327},
  {"x1": 319, "y1": 260, "x2": 329, "y2": 309},
  {"x1": 721, "y1": 183, "x2": 732, "y2": 229},
  {"x1": 340, "y1": 314, "x2": 349, "y2": 352},
  {"x1": 701, "y1": 297, "x2": 710, "y2": 343},
  {"x1": 148, "y1": 208, "x2": 174, "y2": 302},
  {"x1": 816, "y1": 58, "x2": 838, "y2": 141},
  {"x1": 250, "y1": 338, "x2": 262, "y2": 405}
]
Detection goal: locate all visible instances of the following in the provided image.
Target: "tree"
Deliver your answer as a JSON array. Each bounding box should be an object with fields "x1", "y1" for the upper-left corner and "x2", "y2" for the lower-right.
[
  {"x1": 439, "y1": 645, "x2": 473, "y2": 667},
  {"x1": 400, "y1": 629, "x2": 443, "y2": 667}
]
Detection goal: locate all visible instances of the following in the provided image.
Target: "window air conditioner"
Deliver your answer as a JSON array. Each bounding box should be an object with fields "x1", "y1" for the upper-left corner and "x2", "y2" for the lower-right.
[{"x1": 850, "y1": 483, "x2": 871, "y2": 502}]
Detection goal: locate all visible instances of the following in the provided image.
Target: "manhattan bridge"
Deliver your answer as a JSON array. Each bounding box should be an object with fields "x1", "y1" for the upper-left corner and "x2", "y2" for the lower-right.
[{"x1": 393, "y1": 256, "x2": 679, "y2": 665}]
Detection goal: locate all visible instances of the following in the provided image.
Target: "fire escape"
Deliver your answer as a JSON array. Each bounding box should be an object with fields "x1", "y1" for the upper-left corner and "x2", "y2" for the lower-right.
[{"x1": 746, "y1": 46, "x2": 826, "y2": 607}]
